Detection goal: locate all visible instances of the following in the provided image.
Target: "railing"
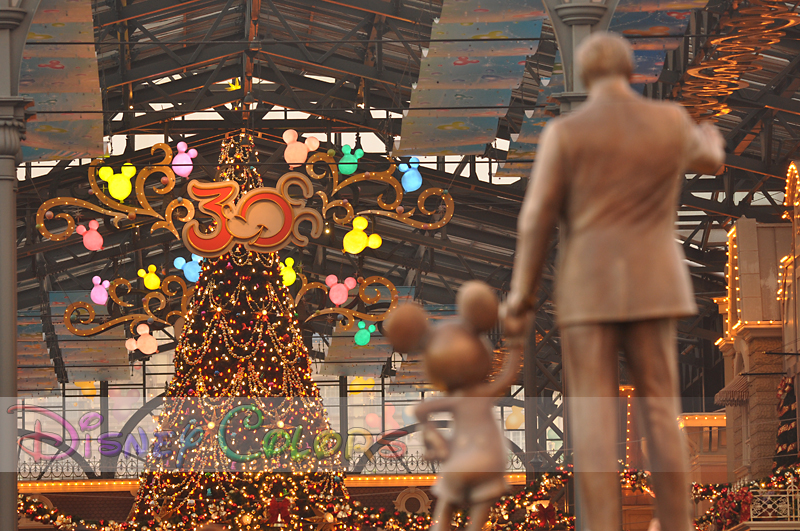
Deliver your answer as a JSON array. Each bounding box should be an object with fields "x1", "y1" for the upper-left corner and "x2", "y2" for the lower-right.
[
  {"x1": 18, "y1": 451, "x2": 528, "y2": 481},
  {"x1": 749, "y1": 486, "x2": 800, "y2": 522}
]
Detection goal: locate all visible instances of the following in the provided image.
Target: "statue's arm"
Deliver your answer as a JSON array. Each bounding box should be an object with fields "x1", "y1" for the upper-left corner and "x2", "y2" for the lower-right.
[
  {"x1": 684, "y1": 113, "x2": 725, "y2": 175},
  {"x1": 505, "y1": 122, "x2": 567, "y2": 320}
]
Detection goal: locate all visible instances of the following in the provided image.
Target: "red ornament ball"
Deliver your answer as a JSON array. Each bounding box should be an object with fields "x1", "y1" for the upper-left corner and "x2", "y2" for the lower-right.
[
  {"x1": 127, "y1": 212, "x2": 136, "y2": 220},
  {"x1": 44, "y1": 211, "x2": 54, "y2": 220},
  {"x1": 396, "y1": 206, "x2": 404, "y2": 214},
  {"x1": 161, "y1": 176, "x2": 169, "y2": 185}
]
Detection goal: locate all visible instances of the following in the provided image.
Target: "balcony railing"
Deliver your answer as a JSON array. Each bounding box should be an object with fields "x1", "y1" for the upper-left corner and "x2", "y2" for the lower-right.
[{"x1": 748, "y1": 486, "x2": 800, "y2": 522}]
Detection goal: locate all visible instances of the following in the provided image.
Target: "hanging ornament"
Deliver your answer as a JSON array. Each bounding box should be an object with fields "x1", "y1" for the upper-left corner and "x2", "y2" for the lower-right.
[
  {"x1": 338, "y1": 144, "x2": 364, "y2": 175},
  {"x1": 90, "y1": 276, "x2": 110, "y2": 305},
  {"x1": 268, "y1": 498, "x2": 291, "y2": 524},
  {"x1": 354, "y1": 321, "x2": 376, "y2": 346},
  {"x1": 399, "y1": 157, "x2": 423, "y2": 192},
  {"x1": 283, "y1": 129, "x2": 320, "y2": 169},
  {"x1": 280, "y1": 257, "x2": 297, "y2": 286},
  {"x1": 98, "y1": 162, "x2": 137, "y2": 201},
  {"x1": 505, "y1": 405, "x2": 524, "y2": 430},
  {"x1": 173, "y1": 254, "x2": 203, "y2": 283},
  {"x1": 76, "y1": 219, "x2": 103, "y2": 251},
  {"x1": 125, "y1": 323, "x2": 158, "y2": 355},
  {"x1": 351, "y1": 376, "x2": 375, "y2": 393},
  {"x1": 74, "y1": 381, "x2": 97, "y2": 397},
  {"x1": 171, "y1": 141, "x2": 197, "y2": 178},
  {"x1": 138, "y1": 265, "x2": 161, "y2": 290},
  {"x1": 326, "y1": 275, "x2": 357, "y2": 306},
  {"x1": 343, "y1": 216, "x2": 382, "y2": 254}
]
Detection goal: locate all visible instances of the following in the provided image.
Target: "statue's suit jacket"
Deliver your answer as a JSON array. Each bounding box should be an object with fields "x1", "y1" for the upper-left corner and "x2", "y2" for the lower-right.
[{"x1": 512, "y1": 89, "x2": 705, "y2": 326}]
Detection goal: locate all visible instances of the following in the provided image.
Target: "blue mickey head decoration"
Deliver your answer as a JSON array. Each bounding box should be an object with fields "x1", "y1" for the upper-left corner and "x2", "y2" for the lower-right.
[
  {"x1": 354, "y1": 321, "x2": 377, "y2": 346},
  {"x1": 338, "y1": 144, "x2": 364, "y2": 175},
  {"x1": 399, "y1": 157, "x2": 422, "y2": 192},
  {"x1": 173, "y1": 254, "x2": 203, "y2": 283}
]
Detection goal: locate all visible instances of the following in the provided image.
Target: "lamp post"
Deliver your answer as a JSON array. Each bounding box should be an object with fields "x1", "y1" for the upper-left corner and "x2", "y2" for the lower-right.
[
  {"x1": 542, "y1": 0, "x2": 620, "y2": 113},
  {"x1": 0, "y1": 1, "x2": 39, "y2": 530}
]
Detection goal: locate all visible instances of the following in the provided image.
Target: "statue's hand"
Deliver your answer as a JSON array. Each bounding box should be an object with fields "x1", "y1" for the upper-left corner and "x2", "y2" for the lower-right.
[
  {"x1": 422, "y1": 427, "x2": 450, "y2": 461},
  {"x1": 500, "y1": 300, "x2": 528, "y2": 343}
]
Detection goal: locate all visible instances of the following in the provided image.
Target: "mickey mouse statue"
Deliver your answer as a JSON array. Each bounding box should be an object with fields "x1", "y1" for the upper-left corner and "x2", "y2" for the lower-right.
[{"x1": 385, "y1": 281, "x2": 521, "y2": 531}]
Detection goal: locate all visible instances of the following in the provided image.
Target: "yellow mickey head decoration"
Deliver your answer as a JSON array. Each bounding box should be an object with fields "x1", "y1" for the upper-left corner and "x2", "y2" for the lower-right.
[
  {"x1": 280, "y1": 257, "x2": 297, "y2": 287},
  {"x1": 138, "y1": 264, "x2": 161, "y2": 290},
  {"x1": 505, "y1": 406, "x2": 524, "y2": 430},
  {"x1": 343, "y1": 216, "x2": 382, "y2": 255},
  {"x1": 351, "y1": 376, "x2": 375, "y2": 393},
  {"x1": 98, "y1": 162, "x2": 137, "y2": 201},
  {"x1": 75, "y1": 381, "x2": 97, "y2": 397}
]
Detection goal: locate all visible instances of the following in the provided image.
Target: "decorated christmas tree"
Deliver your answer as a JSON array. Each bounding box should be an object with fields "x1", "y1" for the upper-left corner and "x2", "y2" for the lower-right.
[{"x1": 129, "y1": 134, "x2": 353, "y2": 530}]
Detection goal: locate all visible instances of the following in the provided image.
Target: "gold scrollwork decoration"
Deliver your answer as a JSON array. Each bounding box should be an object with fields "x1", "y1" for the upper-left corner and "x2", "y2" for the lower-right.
[
  {"x1": 305, "y1": 152, "x2": 454, "y2": 231},
  {"x1": 64, "y1": 274, "x2": 194, "y2": 337},
  {"x1": 35, "y1": 143, "x2": 187, "y2": 241},
  {"x1": 295, "y1": 274, "x2": 399, "y2": 330}
]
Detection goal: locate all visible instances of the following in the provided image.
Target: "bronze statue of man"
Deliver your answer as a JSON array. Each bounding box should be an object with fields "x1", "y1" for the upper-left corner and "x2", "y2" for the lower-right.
[{"x1": 503, "y1": 32, "x2": 724, "y2": 531}]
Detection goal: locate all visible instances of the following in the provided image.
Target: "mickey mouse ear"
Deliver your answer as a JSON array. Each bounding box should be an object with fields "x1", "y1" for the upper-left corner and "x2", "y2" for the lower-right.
[
  {"x1": 409, "y1": 156, "x2": 420, "y2": 168},
  {"x1": 305, "y1": 137, "x2": 320, "y2": 150},
  {"x1": 76, "y1": 225, "x2": 87, "y2": 235},
  {"x1": 355, "y1": 149, "x2": 364, "y2": 159},
  {"x1": 325, "y1": 274, "x2": 338, "y2": 287},
  {"x1": 88, "y1": 219, "x2": 99, "y2": 230},
  {"x1": 92, "y1": 275, "x2": 101, "y2": 286},
  {"x1": 358, "y1": 321, "x2": 366, "y2": 329},
  {"x1": 98, "y1": 166, "x2": 113, "y2": 181},
  {"x1": 173, "y1": 257, "x2": 186, "y2": 269},
  {"x1": 368, "y1": 324, "x2": 376, "y2": 333},
  {"x1": 121, "y1": 163, "x2": 137, "y2": 178},
  {"x1": 285, "y1": 257, "x2": 294, "y2": 267},
  {"x1": 148, "y1": 264, "x2": 157, "y2": 273},
  {"x1": 177, "y1": 141, "x2": 188, "y2": 153},
  {"x1": 136, "y1": 323, "x2": 150, "y2": 335},
  {"x1": 399, "y1": 163, "x2": 409, "y2": 172},
  {"x1": 344, "y1": 277, "x2": 357, "y2": 289},
  {"x1": 283, "y1": 129, "x2": 298, "y2": 144},
  {"x1": 188, "y1": 149, "x2": 198, "y2": 158},
  {"x1": 191, "y1": 254, "x2": 203, "y2": 263},
  {"x1": 102, "y1": 280, "x2": 110, "y2": 288},
  {"x1": 138, "y1": 269, "x2": 146, "y2": 278}
]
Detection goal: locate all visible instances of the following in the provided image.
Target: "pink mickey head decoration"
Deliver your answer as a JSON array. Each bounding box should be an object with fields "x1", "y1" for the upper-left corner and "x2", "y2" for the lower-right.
[
  {"x1": 283, "y1": 129, "x2": 320, "y2": 169},
  {"x1": 326, "y1": 275, "x2": 357, "y2": 306},
  {"x1": 76, "y1": 220, "x2": 103, "y2": 251},
  {"x1": 90, "y1": 276, "x2": 110, "y2": 305},
  {"x1": 172, "y1": 141, "x2": 197, "y2": 178},
  {"x1": 125, "y1": 323, "x2": 158, "y2": 355}
]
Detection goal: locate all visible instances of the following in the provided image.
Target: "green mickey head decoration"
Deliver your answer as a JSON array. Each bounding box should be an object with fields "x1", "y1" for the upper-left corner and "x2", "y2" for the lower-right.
[
  {"x1": 338, "y1": 144, "x2": 364, "y2": 175},
  {"x1": 354, "y1": 321, "x2": 376, "y2": 346}
]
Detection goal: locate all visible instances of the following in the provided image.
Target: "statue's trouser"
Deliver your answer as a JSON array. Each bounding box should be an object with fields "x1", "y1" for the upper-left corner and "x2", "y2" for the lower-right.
[{"x1": 562, "y1": 318, "x2": 691, "y2": 531}]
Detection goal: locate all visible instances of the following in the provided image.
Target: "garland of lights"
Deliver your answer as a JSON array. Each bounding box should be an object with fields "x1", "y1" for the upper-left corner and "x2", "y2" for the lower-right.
[{"x1": 18, "y1": 466, "x2": 662, "y2": 531}]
